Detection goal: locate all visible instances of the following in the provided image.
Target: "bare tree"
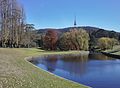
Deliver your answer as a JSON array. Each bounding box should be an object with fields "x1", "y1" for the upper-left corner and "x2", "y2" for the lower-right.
[
  {"x1": 21, "y1": 24, "x2": 35, "y2": 48},
  {"x1": 0, "y1": 0, "x2": 30, "y2": 48}
]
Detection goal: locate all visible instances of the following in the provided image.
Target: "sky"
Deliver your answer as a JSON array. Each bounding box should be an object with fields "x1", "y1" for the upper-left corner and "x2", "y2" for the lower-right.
[{"x1": 19, "y1": 0, "x2": 120, "y2": 32}]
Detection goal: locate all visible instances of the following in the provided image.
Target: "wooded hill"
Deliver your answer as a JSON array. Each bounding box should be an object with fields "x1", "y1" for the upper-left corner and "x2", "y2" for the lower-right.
[{"x1": 37, "y1": 26, "x2": 120, "y2": 40}]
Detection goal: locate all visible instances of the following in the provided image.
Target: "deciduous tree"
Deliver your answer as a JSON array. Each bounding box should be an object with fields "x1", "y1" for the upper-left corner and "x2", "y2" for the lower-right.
[
  {"x1": 59, "y1": 28, "x2": 89, "y2": 51},
  {"x1": 98, "y1": 37, "x2": 119, "y2": 50},
  {"x1": 43, "y1": 29, "x2": 58, "y2": 50}
]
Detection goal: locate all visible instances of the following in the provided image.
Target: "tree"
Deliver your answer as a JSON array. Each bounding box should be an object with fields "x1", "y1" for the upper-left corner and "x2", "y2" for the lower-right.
[
  {"x1": 0, "y1": 0, "x2": 26, "y2": 48},
  {"x1": 21, "y1": 24, "x2": 35, "y2": 48},
  {"x1": 98, "y1": 37, "x2": 111, "y2": 50},
  {"x1": 59, "y1": 28, "x2": 89, "y2": 51},
  {"x1": 98, "y1": 37, "x2": 119, "y2": 50},
  {"x1": 43, "y1": 29, "x2": 58, "y2": 50},
  {"x1": 58, "y1": 32, "x2": 72, "y2": 50},
  {"x1": 111, "y1": 38, "x2": 119, "y2": 46},
  {"x1": 89, "y1": 35, "x2": 97, "y2": 51}
]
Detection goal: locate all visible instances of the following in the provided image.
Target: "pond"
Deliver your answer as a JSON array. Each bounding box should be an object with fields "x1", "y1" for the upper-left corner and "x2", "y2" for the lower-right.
[{"x1": 30, "y1": 53, "x2": 120, "y2": 88}]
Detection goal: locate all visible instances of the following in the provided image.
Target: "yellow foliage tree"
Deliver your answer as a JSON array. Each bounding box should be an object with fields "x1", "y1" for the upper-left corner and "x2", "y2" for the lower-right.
[{"x1": 98, "y1": 37, "x2": 119, "y2": 50}]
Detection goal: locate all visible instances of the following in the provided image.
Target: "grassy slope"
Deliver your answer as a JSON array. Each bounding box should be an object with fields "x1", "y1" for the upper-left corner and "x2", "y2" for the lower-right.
[
  {"x1": 104, "y1": 45, "x2": 120, "y2": 55},
  {"x1": 0, "y1": 48, "x2": 88, "y2": 88}
]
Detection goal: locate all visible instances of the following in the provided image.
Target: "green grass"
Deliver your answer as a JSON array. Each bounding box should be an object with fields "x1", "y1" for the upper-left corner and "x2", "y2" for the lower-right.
[
  {"x1": 103, "y1": 45, "x2": 120, "y2": 56},
  {"x1": 0, "y1": 48, "x2": 89, "y2": 88},
  {"x1": 104, "y1": 45, "x2": 120, "y2": 53},
  {"x1": 112, "y1": 51, "x2": 120, "y2": 55}
]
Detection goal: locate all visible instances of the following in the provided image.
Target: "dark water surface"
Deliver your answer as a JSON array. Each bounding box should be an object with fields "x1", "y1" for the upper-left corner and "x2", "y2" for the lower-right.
[{"x1": 30, "y1": 53, "x2": 120, "y2": 88}]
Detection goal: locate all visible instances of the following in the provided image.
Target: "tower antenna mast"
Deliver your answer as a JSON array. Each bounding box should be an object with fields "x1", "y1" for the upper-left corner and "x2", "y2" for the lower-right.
[{"x1": 74, "y1": 16, "x2": 77, "y2": 27}]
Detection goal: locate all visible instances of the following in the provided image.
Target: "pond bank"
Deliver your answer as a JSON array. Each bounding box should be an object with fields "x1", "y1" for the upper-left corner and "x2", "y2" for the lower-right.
[
  {"x1": 0, "y1": 48, "x2": 89, "y2": 88},
  {"x1": 27, "y1": 51, "x2": 90, "y2": 61},
  {"x1": 101, "y1": 45, "x2": 120, "y2": 59},
  {"x1": 101, "y1": 52, "x2": 120, "y2": 59}
]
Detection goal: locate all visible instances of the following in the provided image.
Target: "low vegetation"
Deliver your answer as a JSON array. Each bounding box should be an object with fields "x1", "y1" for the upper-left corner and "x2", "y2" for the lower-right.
[{"x1": 0, "y1": 48, "x2": 88, "y2": 88}]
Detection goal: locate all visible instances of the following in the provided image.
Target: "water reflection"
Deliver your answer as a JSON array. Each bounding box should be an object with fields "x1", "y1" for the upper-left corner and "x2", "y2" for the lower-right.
[
  {"x1": 89, "y1": 53, "x2": 114, "y2": 60},
  {"x1": 59, "y1": 54, "x2": 88, "y2": 76},
  {"x1": 45, "y1": 56, "x2": 58, "y2": 72},
  {"x1": 31, "y1": 53, "x2": 114, "y2": 76}
]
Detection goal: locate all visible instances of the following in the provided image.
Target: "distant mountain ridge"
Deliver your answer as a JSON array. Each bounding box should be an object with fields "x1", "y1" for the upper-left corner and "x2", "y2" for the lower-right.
[{"x1": 37, "y1": 26, "x2": 120, "y2": 40}]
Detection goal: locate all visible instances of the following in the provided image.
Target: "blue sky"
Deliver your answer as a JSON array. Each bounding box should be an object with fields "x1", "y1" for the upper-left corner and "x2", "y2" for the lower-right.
[{"x1": 20, "y1": 0, "x2": 120, "y2": 31}]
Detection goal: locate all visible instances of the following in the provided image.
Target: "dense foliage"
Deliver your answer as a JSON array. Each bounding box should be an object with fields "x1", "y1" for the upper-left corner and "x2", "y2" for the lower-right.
[
  {"x1": 40, "y1": 28, "x2": 90, "y2": 51},
  {"x1": 98, "y1": 37, "x2": 119, "y2": 50},
  {"x1": 0, "y1": 0, "x2": 35, "y2": 48},
  {"x1": 58, "y1": 28, "x2": 89, "y2": 51},
  {"x1": 43, "y1": 30, "x2": 58, "y2": 50},
  {"x1": 38, "y1": 28, "x2": 120, "y2": 51},
  {"x1": 38, "y1": 27, "x2": 120, "y2": 51}
]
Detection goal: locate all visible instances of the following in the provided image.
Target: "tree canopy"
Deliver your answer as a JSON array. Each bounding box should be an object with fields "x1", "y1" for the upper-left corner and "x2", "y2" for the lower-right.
[
  {"x1": 43, "y1": 29, "x2": 58, "y2": 50},
  {"x1": 98, "y1": 37, "x2": 119, "y2": 50},
  {"x1": 59, "y1": 28, "x2": 89, "y2": 51}
]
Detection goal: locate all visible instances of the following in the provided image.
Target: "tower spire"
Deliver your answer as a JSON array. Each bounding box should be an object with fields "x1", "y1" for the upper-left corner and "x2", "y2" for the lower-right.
[{"x1": 74, "y1": 16, "x2": 77, "y2": 27}]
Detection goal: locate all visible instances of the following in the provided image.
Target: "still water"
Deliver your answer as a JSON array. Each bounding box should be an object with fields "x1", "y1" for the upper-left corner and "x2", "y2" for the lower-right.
[{"x1": 30, "y1": 53, "x2": 120, "y2": 88}]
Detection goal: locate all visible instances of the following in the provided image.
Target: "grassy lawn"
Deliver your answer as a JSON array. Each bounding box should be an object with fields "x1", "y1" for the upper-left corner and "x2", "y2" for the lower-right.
[
  {"x1": 0, "y1": 48, "x2": 89, "y2": 88},
  {"x1": 103, "y1": 45, "x2": 120, "y2": 56},
  {"x1": 104, "y1": 45, "x2": 120, "y2": 53}
]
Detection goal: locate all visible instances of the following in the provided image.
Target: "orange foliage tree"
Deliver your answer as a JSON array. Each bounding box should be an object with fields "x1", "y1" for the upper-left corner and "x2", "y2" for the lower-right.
[{"x1": 43, "y1": 29, "x2": 58, "y2": 50}]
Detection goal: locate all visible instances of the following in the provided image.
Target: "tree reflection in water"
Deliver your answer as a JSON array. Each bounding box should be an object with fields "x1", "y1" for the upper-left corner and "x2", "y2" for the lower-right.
[
  {"x1": 37, "y1": 54, "x2": 89, "y2": 76},
  {"x1": 89, "y1": 53, "x2": 114, "y2": 60},
  {"x1": 31, "y1": 53, "x2": 115, "y2": 76},
  {"x1": 59, "y1": 54, "x2": 88, "y2": 76},
  {"x1": 45, "y1": 55, "x2": 58, "y2": 72}
]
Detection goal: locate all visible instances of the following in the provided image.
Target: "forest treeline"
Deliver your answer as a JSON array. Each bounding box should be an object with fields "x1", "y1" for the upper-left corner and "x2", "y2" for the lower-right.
[
  {"x1": 42, "y1": 29, "x2": 89, "y2": 51},
  {"x1": 0, "y1": 0, "x2": 35, "y2": 48},
  {"x1": 38, "y1": 28, "x2": 119, "y2": 51}
]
